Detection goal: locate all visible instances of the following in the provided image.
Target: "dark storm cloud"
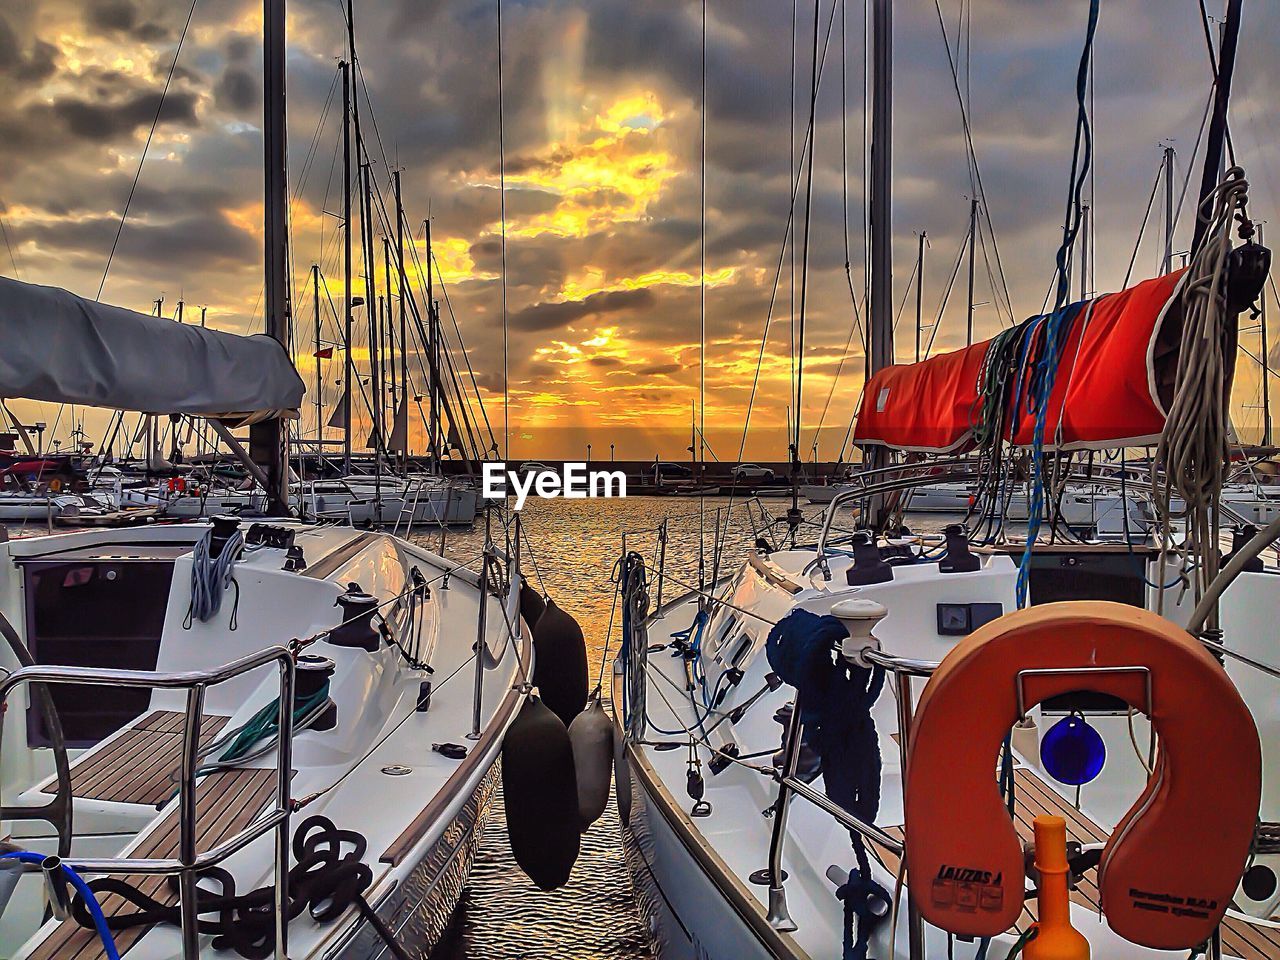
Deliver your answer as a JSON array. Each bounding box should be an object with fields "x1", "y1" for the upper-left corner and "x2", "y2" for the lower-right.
[
  {"x1": 0, "y1": 17, "x2": 58, "y2": 82},
  {"x1": 18, "y1": 212, "x2": 257, "y2": 271},
  {"x1": 512, "y1": 288, "x2": 656, "y2": 332},
  {"x1": 216, "y1": 67, "x2": 259, "y2": 111},
  {"x1": 47, "y1": 90, "x2": 199, "y2": 142}
]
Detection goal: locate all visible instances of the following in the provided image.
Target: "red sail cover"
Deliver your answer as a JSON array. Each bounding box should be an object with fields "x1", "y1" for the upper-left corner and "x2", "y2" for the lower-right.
[{"x1": 854, "y1": 269, "x2": 1186, "y2": 453}]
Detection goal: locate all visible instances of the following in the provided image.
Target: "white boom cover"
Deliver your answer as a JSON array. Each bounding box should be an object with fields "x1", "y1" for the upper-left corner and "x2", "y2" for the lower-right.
[{"x1": 0, "y1": 277, "x2": 304, "y2": 423}]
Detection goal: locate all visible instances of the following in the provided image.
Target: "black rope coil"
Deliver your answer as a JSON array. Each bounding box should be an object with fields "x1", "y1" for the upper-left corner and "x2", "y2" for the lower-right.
[{"x1": 69, "y1": 816, "x2": 407, "y2": 960}]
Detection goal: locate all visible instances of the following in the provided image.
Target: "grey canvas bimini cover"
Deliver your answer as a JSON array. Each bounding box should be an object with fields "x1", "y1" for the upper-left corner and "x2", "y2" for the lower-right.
[{"x1": 0, "y1": 277, "x2": 304, "y2": 424}]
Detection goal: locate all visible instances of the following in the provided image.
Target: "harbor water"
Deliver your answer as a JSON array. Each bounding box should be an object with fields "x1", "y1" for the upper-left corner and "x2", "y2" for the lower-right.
[{"x1": 422, "y1": 494, "x2": 854, "y2": 960}]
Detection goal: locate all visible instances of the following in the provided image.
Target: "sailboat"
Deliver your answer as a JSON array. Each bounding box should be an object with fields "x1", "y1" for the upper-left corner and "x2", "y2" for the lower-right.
[
  {"x1": 610, "y1": 2, "x2": 1280, "y2": 958},
  {"x1": 0, "y1": 4, "x2": 536, "y2": 958}
]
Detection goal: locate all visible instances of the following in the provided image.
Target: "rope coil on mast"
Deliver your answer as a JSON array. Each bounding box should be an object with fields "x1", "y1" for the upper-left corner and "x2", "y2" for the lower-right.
[{"x1": 1154, "y1": 167, "x2": 1255, "y2": 611}]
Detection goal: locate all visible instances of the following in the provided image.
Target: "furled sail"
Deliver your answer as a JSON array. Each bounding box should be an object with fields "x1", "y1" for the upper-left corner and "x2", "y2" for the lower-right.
[
  {"x1": 0, "y1": 276, "x2": 304, "y2": 425},
  {"x1": 854, "y1": 269, "x2": 1190, "y2": 453}
]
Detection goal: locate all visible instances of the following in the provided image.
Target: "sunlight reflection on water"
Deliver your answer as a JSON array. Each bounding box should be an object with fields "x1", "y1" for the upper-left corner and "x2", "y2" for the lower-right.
[{"x1": 419, "y1": 494, "x2": 865, "y2": 960}]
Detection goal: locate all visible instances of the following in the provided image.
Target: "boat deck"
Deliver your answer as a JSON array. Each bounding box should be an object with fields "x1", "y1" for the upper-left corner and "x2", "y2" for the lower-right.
[
  {"x1": 871, "y1": 768, "x2": 1280, "y2": 959},
  {"x1": 28, "y1": 766, "x2": 278, "y2": 960},
  {"x1": 40, "y1": 710, "x2": 231, "y2": 806}
]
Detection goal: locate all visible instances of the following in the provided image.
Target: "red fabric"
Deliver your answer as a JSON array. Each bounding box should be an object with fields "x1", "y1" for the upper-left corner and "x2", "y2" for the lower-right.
[
  {"x1": 854, "y1": 340, "x2": 991, "y2": 453},
  {"x1": 854, "y1": 269, "x2": 1185, "y2": 453},
  {"x1": 1008, "y1": 269, "x2": 1184, "y2": 448}
]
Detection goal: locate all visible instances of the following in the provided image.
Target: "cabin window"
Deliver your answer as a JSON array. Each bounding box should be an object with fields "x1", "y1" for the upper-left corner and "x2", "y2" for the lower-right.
[{"x1": 23, "y1": 558, "x2": 174, "y2": 747}]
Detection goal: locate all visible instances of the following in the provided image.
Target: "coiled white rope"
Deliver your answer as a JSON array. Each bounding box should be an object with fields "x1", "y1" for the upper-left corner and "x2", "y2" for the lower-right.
[{"x1": 1154, "y1": 167, "x2": 1252, "y2": 610}]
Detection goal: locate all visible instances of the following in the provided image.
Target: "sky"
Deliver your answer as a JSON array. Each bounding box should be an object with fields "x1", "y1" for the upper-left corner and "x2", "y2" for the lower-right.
[{"x1": 1, "y1": 0, "x2": 1279, "y2": 462}]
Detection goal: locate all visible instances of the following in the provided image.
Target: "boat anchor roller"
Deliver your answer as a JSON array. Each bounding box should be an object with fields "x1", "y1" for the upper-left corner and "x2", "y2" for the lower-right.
[{"x1": 903, "y1": 601, "x2": 1261, "y2": 950}]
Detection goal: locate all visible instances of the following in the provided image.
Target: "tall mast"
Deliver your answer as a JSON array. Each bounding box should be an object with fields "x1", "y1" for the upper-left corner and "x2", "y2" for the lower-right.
[
  {"x1": 868, "y1": 0, "x2": 894, "y2": 376},
  {"x1": 1262, "y1": 222, "x2": 1272, "y2": 447},
  {"x1": 1192, "y1": 0, "x2": 1242, "y2": 254},
  {"x1": 341, "y1": 59, "x2": 353, "y2": 475},
  {"x1": 255, "y1": 0, "x2": 289, "y2": 515},
  {"x1": 864, "y1": 0, "x2": 894, "y2": 529},
  {"x1": 382, "y1": 236, "x2": 395, "y2": 434},
  {"x1": 394, "y1": 170, "x2": 408, "y2": 470},
  {"x1": 965, "y1": 197, "x2": 977, "y2": 345},
  {"x1": 1162, "y1": 144, "x2": 1176, "y2": 273},
  {"x1": 425, "y1": 218, "x2": 441, "y2": 471},
  {"x1": 1079, "y1": 203, "x2": 1090, "y2": 299},
  {"x1": 915, "y1": 231, "x2": 925, "y2": 362},
  {"x1": 312, "y1": 263, "x2": 322, "y2": 442},
  {"x1": 361, "y1": 161, "x2": 381, "y2": 458}
]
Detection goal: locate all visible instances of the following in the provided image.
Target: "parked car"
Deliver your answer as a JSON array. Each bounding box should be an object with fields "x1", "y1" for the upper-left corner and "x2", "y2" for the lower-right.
[
  {"x1": 653, "y1": 462, "x2": 694, "y2": 481},
  {"x1": 517, "y1": 460, "x2": 552, "y2": 476},
  {"x1": 732, "y1": 463, "x2": 775, "y2": 482}
]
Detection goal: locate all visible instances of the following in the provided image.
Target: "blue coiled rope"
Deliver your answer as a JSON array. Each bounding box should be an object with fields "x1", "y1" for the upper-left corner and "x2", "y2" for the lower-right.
[
  {"x1": 0, "y1": 851, "x2": 120, "y2": 960},
  {"x1": 766, "y1": 609, "x2": 889, "y2": 960}
]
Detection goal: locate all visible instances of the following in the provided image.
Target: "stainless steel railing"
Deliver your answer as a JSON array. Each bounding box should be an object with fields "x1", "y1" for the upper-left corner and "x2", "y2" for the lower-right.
[
  {"x1": 0, "y1": 647, "x2": 296, "y2": 960},
  {"x1": 764, "y1": 646, "x2": 938, "y2": 953}
]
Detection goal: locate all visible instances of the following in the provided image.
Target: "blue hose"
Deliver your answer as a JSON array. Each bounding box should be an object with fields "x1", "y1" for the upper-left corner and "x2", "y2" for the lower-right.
[{"x1": 0, "y1": 850, "x2": 121, "y2": 960}]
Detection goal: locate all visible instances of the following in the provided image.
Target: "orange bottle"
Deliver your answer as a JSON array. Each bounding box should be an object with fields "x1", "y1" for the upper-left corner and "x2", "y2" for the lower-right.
[{"x1": 1025, "y1": 816, "x2": 1090, "y2": 960}]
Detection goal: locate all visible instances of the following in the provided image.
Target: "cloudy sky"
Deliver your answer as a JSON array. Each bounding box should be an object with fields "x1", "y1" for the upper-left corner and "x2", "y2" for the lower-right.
[{"x1": 1, "y1": 0, "x2": 1278, "y2": 461}]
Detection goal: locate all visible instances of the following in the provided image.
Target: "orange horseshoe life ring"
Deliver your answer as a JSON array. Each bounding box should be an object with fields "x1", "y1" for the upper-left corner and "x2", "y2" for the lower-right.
[
  {"x1": 903, "y1": 600, "x2": 1261, "y2": 950},
  {"x1": 47, "y1": 477, "x2": 62, "y2": 493}
]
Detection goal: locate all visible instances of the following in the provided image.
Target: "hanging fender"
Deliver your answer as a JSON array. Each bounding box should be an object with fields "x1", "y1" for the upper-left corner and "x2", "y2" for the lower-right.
[{"x1": 903, "y1": 601, "x2": 1261, "y2": 950}]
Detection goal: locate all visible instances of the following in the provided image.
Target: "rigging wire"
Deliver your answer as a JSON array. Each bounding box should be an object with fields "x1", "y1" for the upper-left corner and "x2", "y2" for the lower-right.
[
  {"x1": 97, "y1": 0, "x2": 199, "y2": 301},
  {"x1": 698, "y1": 0, "x2": 708, "y2": 598},
  {"x1": 497, "y1": 0, "x2": 509, "y2": 461},
  {"x1": 713, "y1": 0, "x2": 840, "y2": 564},
  {"x1": 793, "y1": 0, "x2": 822, "y2": 489},
  {"x1": 1121, "y1": 160, "x2": 1165, "y2": 288},
  {"x1": 931, "y1": 0, "x2": 1015, "y2": 327}
]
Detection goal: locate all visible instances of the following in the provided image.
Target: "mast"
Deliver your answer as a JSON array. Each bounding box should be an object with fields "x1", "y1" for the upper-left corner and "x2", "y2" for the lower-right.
[
  {"x1": 1262, "y1": 222, "x2": 1272, "y2": 447},
  {"x1": 312, "y1": 263, "x2": 322, "y2": 443},
  {"x1": 341, "y1": 59, "x2": 353, "y2": 475},
  {"x1": 361, "y1": 160, "x2": 380, "y2": 456},
  {"x1": 394, "y1": 170, "x2": 408, "y2": 470},
  {"x1": 1162, "y1": 144, "x2": 1176, "y2": 273},
  {"x1": 425, "y1": 218, "x2": 441, "y2": 471},
  {"x1": 382, "y1": 236, "x2": 395, "y2": 436},
  {"x1": 868, "y1": 0, "x2": 894, "y2": 376},
  {"x1": 1079, "y1": 203, "x2": 1090, "y2": 300},
  {"x1": 1191, "y1": 0, "x2": 1242, "y2": 254},
  {"x1": 864, "y1": 0, "x2": 894, "y2": 528},
  {"x1": 915, "y1": 231, "x2": 925, "y2": 363},
  {"x1": 254, "y1": 0, "x2": 290, "y2": 515},
  {"x1": 965, "y1": 197, "x2": 977, "y2": 345}
]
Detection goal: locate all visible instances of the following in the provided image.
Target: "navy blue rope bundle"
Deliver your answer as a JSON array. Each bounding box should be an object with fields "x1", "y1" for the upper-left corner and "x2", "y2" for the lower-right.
[{"x1": 766, "y1": 609, "x2": 889, "y2": 960}]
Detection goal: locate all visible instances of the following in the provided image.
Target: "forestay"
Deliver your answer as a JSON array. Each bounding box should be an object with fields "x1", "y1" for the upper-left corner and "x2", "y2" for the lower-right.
[{"x1": 0, "y1": 277, "x2": 304, "y2": 424}]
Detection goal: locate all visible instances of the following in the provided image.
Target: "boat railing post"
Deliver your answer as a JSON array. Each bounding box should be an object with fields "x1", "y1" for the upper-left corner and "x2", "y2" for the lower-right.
[
  {"x1": 438, "y1": 485, "x2": 451, "y2": 556},
  {"x1": 654, "y1": 519, "x2": 667, "y2": 611},
  {"x1": 272, "y1": 650, "x2": 294, "y2": 959},
  {"x1": 512, "y1": 512, "x2": 522, "y2": 637},
  {"x1": 468, "y1": 514, "x2": 493, "y2": 740},
  {"x1": 764, "y1": 690, "x2": 803, "y2": 932},
  {"x1": 894, "y1": 669, "x2": 925, "y2": 958},
  {"x1": 177, "y1": 683, "x2": 206, "y2": 960}
]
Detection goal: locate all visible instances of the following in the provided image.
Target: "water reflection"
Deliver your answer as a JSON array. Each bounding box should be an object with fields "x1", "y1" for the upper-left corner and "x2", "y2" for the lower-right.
[{"x1": 419, "y1": 495, "x2": 847, "y2": 960}]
